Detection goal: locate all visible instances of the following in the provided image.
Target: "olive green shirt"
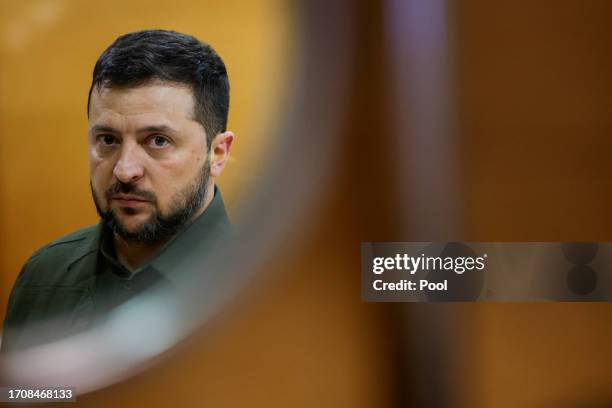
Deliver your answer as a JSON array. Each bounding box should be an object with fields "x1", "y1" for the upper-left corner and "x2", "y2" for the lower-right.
[{"x1": 1, "y1": 188, "x2": 229, "y2": 353}]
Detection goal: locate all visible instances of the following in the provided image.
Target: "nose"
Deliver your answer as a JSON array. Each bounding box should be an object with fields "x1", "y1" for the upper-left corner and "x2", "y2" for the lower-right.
[{"x1": 113, "y1": 142, "x2": 145, "y2": 183}]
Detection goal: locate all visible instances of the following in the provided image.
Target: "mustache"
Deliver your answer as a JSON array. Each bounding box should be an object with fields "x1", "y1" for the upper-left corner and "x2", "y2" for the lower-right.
[{"x1": 104, "y1": 182, "x2": 157, "y2": 203}]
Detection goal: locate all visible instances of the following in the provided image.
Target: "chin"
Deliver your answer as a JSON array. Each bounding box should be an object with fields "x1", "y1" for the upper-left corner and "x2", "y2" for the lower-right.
[{"x1": 116, "y1": 213, "x2": 151, "y2": 229}]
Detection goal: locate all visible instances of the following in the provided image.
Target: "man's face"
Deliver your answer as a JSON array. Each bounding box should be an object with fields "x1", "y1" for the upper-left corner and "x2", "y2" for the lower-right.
[{"x1": 88, "y1": 81, "x2": 211, "y2": 244}]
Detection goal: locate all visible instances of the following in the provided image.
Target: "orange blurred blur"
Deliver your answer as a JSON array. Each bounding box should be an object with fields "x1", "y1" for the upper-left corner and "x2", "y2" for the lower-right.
[{"x1": 1, "y1": 1, "x2": 612, "y2": 407}]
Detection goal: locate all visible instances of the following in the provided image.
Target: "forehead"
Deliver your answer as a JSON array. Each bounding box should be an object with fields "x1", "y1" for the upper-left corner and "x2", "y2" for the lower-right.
[{"x1": 88, "y1": 81, "x2": 197, "y2": 126}]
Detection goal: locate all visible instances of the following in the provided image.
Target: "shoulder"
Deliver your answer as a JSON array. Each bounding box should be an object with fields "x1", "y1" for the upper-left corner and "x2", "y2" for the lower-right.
[{"x1": 15, "y1": 224, "x2": 101, "y2": 287}]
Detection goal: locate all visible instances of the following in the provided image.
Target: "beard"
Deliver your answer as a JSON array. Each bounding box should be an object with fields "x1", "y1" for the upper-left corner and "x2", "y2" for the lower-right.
[{"x1": 92, "y1": 159, "x2": 210, "y2": 245}]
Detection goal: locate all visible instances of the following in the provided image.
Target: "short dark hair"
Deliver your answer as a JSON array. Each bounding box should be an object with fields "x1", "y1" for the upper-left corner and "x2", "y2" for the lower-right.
[{"x1": 87, "y1": 29, "x2": 229, "y2": 148}]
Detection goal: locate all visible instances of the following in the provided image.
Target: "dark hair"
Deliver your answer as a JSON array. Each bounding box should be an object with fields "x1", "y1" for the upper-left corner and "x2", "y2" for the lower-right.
[{"x1": 87, "y1": 29, "x2": 229, "y2": 148}]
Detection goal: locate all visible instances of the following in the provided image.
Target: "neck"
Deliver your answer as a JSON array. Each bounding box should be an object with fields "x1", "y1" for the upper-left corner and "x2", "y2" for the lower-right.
[
  {"x1": 113, "y1": 183, "x2": 216, "y2": 270},
  {"x1": 113, "y1": 235, "x2": 167, "y2": 271}
]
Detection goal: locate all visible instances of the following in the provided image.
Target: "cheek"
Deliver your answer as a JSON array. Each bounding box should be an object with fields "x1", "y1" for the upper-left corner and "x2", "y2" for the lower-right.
[
  {"x1": 152, "y1": 161, "x2": 200, "y2": 206},
  {"x1": 156, "y1": 168, "x2": 186, "y2": 195},
  {"x1": 90, "y1": 145, "x2": 115, "y2": 168},
  {"x1": 89, "y1": 156, "x2": 115, "y2": 191}
]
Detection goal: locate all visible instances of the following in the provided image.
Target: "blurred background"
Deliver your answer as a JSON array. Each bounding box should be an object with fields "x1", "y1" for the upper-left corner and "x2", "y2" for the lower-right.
[{"x1": 1, "y1": 0, "x2": 612, "y2": 407}]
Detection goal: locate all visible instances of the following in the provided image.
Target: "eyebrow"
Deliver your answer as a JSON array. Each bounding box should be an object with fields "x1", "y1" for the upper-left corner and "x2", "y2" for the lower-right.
[
  {"x1": 89, "y1": 124, "x2": 179, "y2": 135},
  {"x1": 89, "y1": 125, "x2": 117, "y2": 134},
  {"x1": 138, "y1": 125, "x2": 178, "y2": 134}
]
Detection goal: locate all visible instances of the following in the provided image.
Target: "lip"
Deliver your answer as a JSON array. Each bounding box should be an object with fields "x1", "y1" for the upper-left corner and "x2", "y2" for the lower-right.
[{"x1": 111, "y1": 194, "x2": 150, "y2": 207}]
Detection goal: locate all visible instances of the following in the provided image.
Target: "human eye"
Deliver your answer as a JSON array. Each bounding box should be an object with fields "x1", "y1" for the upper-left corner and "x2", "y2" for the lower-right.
[
  {"x1": 97, "y1": 134, "x2": 118, "y2": 147},
  {"x1": 146, "y1": 134, "x2": 171, "y2": 149}
]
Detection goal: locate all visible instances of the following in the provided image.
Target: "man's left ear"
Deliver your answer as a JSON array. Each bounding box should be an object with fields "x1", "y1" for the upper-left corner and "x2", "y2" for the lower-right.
[{"x1": 209, "y1": 131, "x2": 235, "y2": 177}]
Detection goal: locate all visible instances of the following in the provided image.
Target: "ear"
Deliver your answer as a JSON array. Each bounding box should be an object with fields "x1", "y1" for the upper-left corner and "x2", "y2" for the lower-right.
[{"x1": 209, "y1": 131, "x2": 235, "y2": 177}]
